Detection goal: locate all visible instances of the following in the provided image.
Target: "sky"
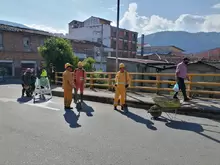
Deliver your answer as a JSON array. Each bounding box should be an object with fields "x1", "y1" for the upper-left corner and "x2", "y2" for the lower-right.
[{"x1": 1, "y1": 0, "x2": 220, "y2": 35}]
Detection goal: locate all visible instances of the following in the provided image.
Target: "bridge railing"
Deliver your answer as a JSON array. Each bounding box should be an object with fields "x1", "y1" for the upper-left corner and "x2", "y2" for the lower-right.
[{"x1": 55, "y1": 72, "x2": 220, "y2": 96}]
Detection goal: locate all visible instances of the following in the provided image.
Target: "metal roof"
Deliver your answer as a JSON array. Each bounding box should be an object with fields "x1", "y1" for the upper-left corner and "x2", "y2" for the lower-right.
[
  {"x1": 0, "y1": 20, "x2": 108, "y2": 47},
  {"x1": 107, "y1": 57, "x2": 175, "y2": 65}
]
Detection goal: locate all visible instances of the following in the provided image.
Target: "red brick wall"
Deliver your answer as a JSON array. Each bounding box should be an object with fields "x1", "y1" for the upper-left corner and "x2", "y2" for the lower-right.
[
  {"x1": 119, "y1": 40, "x2": 123, "y2": 49},
  {"x1": 119, "y1": 30, "x2": 124, "y2": 38},
  {"x1": 128, "y1": 31, "x2": 132, "y2": 41},
  {"x1": 3, "y1": 31, "x2": 46, "y2": 52}
]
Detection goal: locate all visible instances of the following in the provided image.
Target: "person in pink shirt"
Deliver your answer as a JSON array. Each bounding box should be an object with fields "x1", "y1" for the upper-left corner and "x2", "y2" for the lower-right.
[{"x1": 173, "y1": 58, "x2": 190, "y2": 102}]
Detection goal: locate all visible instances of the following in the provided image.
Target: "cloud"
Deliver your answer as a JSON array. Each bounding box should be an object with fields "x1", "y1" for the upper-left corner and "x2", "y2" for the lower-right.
[
  {"x1": 25, "y1": 24, "x2": 67, "y2": 34},
  {"x1": 119, "y1": 3, "x2": 220, "y2": 35},
  {"x1": 212, "y1": 3, "x2": 220, "y2": 9},
  {"x1": 108, "y1": 4, "x2": 124, "y2": 13}
]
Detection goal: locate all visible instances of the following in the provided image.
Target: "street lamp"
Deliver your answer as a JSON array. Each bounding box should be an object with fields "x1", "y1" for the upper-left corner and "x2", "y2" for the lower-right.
[{"x1": 115, "y1": 0, "x2": 120, "y2": 71}]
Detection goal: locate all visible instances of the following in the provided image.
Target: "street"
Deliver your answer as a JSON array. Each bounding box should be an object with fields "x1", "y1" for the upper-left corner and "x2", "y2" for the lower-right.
[{"x1": 0, "y1": 84, "x2": 220, "y2": 165}]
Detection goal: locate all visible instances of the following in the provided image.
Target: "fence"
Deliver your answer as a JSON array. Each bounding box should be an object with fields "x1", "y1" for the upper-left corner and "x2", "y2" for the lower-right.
[{"x1": 55, "y1": 72, "x2": 220, "y2": 96}]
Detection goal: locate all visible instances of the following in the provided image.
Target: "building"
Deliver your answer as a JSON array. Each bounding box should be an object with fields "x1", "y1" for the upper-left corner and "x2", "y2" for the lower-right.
[
  {"x1": 107, "y1": 57, "x2": 175, "y2": 72},
  {"x1": 136, "y1": 45, "x2": 190, "y2": 64},
  {"x1": 0, "y1": 22, "x2": 104, "y2": 77},
  {"x1": 191, "y1": 48, "x2": 220, "y2": 61},
  {"x1": 68, "y1": 16, "x2": 138, "y2": 60}
]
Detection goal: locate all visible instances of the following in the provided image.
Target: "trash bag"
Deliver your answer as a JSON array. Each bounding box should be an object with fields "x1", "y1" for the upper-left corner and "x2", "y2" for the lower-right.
[{"x1": 173, "y1": 83, "x2": 179, "y2": 92}]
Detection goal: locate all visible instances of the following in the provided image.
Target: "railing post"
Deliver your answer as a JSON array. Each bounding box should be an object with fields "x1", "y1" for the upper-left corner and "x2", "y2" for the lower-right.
[
  {"x1": 188, "y1": 75, "x2": 192, "y2": 97},
  {"x1": 156, "y1": 74, "x2": 160, "y2": 94},
  {"x1": 55, "y1": 72, "x2": 58, "y2": 85},
  {"x1": 130, "y1": 74, "x2": 133, "y2": 88},
  {"x1": 108, "y1": 73, "x2": 112, "y2": 91},
  {"x1": 90, "y1": 73, "x2": 94, "y2": 89}
]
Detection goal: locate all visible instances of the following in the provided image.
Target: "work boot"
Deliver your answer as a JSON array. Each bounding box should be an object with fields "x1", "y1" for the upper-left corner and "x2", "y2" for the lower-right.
[
  {"x1": 114, "y1": 106, "x2": 117, "y2": 110},
  {"x1": 65, "y1": 106, "x2": 73, "y2": 109},
  {"x1": 121, "y1": 105, "x2": 124, "y2": 111},
  {"x1": 74, "y1": 95, "x2": 77, "y2": 104},
  {"x1": 184, "y1": 98, "x2": 190, "y2": 102},
  {"x1": 80, "y1": 93, "x2": 83, "y2": 103},
  {"x1": 173, "y1": 96, "x2": 179, "y2": 100},
  {"x1": 22, "y1": 89, "x2": 25, "y2": 97}
]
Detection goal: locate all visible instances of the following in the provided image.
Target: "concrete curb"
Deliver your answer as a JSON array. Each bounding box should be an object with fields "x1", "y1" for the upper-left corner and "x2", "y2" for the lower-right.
[{"x1": 52, "y1": 90, "x2": 220, "y2": 120}]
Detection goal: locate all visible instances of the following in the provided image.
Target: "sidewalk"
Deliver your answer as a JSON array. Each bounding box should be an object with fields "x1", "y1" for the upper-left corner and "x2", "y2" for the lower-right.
[{"x1": 52, "y1": 86, "x2": 220, "y2": 119}]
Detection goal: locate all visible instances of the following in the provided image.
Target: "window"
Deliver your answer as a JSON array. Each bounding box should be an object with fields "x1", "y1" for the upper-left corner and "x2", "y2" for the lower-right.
[
  {"x1": 132, "y1": 33, "x2": 137, "y2": 41},
  {"x1": 0, "y1": 62, "x2": 12, "y2": 76},
  {"x1": 132, "y1": 43, "x2": 136, "y2": 51},
  {"x1": 124, "y1": 31, "x2": 129, "y2": 39},
  {"x1": 97, "y1": 38, "x2": 102, "y2": 44},
  {"x1": 0, "y1": 33, "x2": 3, "y2": 48},
  {"x1": 40, "y1": 39, "x2": 44, "y2": 46},
  {"x1": 112, "y1": 40, "x2": 116, "y2": 49},
  {"x1": 124, "y1": 42, "x2": 128, "y2": 50},
  {"x1": 112, "y1": 28, "x2": 116, "y2": 37},
  {"x1": 23, "y1": 37, "x2": 31, "y2": 51}
]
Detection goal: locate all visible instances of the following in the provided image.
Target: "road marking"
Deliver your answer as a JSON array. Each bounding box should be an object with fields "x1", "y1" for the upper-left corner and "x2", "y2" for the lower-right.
[{"x1": 0, "y1": 97, "x2": 60, "y2": 111}]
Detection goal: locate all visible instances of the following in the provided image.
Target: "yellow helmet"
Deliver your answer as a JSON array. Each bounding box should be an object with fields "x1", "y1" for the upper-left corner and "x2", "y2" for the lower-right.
[
  {"x1": 64, "y1": 63, "x2": 72, "y2": 69},
  {"x1": 119, "y1": 63, "x2": 125, "y2": 69},
  {"x1": 78, "y1": 61, "x2": 83, "y2": 67}
]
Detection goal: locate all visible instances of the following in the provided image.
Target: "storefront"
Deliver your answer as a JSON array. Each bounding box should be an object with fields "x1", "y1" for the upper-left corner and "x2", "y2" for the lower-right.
[
  {"x1": 21, "y1": 60, "x2": 37, "y2": 74},
  {"x1": 0, "y1": 60, "x2": 14, "y2": 77}
]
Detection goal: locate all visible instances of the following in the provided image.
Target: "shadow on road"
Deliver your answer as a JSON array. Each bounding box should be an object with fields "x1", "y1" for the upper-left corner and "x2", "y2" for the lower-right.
[
  {"x1": 17, "y1": 97, "x2": 32, "y2": 103},
  {"x1": 77, "y1": 102, "x2": 94, "y2": 117},
  {"x1": 115, "y1": 109, "x2": 157, "y2": 131},
  {"x1": 63, "y1": 109, "x2": 81, "y2": 128},
  {"x1": 165, "y1": 120, "x2": 220, "y2": 144}
]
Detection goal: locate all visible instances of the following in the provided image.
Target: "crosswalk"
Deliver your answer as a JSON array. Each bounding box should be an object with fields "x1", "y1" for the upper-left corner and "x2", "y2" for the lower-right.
[{"x1": 0, "y1": 97, "x2": 61, "y2": 111}]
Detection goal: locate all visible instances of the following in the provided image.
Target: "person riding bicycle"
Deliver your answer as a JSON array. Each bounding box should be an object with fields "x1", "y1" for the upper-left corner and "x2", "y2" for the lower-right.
[{"x1": 21, "y1": 68, "x2": 36, "y2": 97}]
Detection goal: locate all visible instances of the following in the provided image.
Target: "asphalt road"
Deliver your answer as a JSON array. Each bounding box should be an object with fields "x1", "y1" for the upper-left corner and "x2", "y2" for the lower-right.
[{"x1": 0, "y1": 84, "x2": 220, "y2": 165}]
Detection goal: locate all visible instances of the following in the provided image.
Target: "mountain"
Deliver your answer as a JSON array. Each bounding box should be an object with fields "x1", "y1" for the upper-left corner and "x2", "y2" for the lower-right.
[{"x1": 138, "y1": 31, "x2": 220, "y2": 53}]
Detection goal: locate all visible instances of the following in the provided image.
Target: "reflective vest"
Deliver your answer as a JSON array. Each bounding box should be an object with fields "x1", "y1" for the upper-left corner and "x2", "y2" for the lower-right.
[{"x1": 41, "y1": 69, "x2": 47, "y2": 77}]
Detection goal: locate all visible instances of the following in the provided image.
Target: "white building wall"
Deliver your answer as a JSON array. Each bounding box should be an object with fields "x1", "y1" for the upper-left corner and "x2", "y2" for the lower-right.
[
  {"x1": 68, "y1": 17, "x2": 112, "y2": 72},
  {"x1": 68, "y1": 25, "x2": 111, "y2": 47}
]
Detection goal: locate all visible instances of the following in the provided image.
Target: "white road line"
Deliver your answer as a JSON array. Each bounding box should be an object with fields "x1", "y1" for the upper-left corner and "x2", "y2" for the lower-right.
[{"x1": 0, "y1": 97, "x2": 60, "y2": 111}]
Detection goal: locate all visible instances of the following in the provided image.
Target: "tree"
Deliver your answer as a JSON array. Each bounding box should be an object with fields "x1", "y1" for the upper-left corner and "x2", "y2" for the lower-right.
[
  {"x1": 38, "y1": 37, "x2": 79, "y2": 72},
  {"x1": 82, "y1": 57, "x2": 96, "y2": 72}
]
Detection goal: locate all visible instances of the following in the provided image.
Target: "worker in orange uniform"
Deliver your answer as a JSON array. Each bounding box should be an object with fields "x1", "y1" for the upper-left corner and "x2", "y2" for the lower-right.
[
  {"x1": 114, "y1": 63, "x2": 130, "y2": 111},
  {"x1": 62, "y1": 63, "x2": 75, "y2": 109},
  {"x1": 74, "y1": 61, "x2": 86, "y2": 104}
]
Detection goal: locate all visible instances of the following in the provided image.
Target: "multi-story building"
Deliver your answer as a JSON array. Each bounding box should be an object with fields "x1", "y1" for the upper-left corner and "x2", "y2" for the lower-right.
[
  {"x1": 68, "y1": 16, "x2": 138, "y2": 61},
  {"x1": 0, "y1": 22, "x2": 104, "y2": 77}
]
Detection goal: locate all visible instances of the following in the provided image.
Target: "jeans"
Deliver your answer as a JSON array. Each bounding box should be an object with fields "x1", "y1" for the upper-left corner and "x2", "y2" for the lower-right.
[{"x1": 173, "y1": 77, "x2": 188, "y2": 100}]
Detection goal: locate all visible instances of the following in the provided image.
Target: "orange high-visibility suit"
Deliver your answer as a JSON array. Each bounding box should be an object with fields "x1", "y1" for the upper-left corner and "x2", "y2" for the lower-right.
[
  {"x1": 62, "y1": 63, "x2": 75, "y2": 108},
  {"x1": 74, "y1": 63, "x2": 86, "y2": 94},
  {"x1": 114, "y1": 69, "x2": 130, "y2": 107}
]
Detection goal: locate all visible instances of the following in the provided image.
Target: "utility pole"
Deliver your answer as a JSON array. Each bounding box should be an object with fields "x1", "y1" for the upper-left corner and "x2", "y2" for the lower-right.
[
  {"x1": 141, "y1": 34, "x2": 144, "y2": 57},
  {"x1": 100, "y1": 24, "x2": 104, "y2": 70},
  {"x1": 116, "y1": 0, "x2": 120, "y2": 71}
]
